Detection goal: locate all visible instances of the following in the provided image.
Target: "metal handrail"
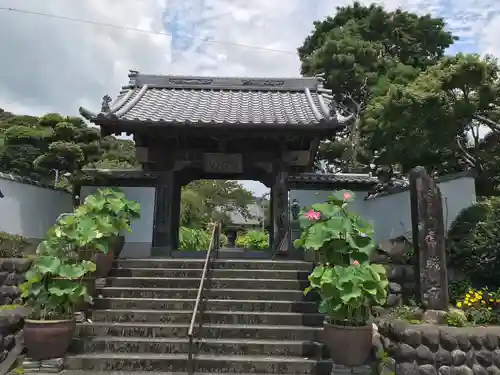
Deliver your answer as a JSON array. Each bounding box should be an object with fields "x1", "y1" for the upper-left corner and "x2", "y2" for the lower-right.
[{"x1": 187, "y1": 221, "x2": 221, "y2": 375}]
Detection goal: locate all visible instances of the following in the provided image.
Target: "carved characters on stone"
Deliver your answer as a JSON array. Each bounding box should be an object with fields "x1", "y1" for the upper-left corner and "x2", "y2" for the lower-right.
[{"x1": 409, "y1": 166, "x2": 449, "y2": 310}]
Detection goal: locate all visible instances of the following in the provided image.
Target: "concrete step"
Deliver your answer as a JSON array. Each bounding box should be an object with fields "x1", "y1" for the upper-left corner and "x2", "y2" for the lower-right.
[
  {"x1": 97, "y1": 287, "x2": 315, "y2": 301},
  {"x1": 65, "y1": 353, "x2": 333, "y2": 374},
  {"x1": 70, "y1": 336, "x2": 324, "y2": 358},
  {"x1": 104, "y1": 277, "x2": 307, "y2": 290},
  {"x1": 53, "y1": 372, "x2": 335, "y2": 375},
  {"x1": 76, "y1": 322, "x2": 323, "y2": 341},
  {"x1": 109, "y1": 267, "x2": 310, "y2": 280},
  {"x1": 113, "y1": 258, "x2": 313, "y2": 271},
  {"x1": 93, "y1": 297, "x2": 318, "y2": 313},
  {"x1": 91, "y1": 309, "x2": 324, "y2": 326}
]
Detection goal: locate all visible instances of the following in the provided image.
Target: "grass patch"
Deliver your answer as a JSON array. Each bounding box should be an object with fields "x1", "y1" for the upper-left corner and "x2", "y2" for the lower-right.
[{"x1": 0, "y1": 304, "x2": 22, "y2": 311}]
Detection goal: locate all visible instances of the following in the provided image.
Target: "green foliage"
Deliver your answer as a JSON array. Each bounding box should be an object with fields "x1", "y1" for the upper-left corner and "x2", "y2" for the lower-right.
[
  {"x1": 448, "y1": 279, "x2": 471, "y2": 304},
  {"x1": 445, "y1": 309, "x2": 468, "y2": 327},
  {"x1": 295, "y1": 190, "x2": 388, "y2": 325},
  {"x1": 388, "y1": 304, "x2": 422, "y2": 324},
  {"x1": 181, "y1": 180, "x2": 254, "y2": 229},
  {"x1": 0, "y1": 109, "x2": 139, "y2": 184},
  {"x1": 298, "y1": 2, "x2": 456, "y2": 173},
  {"x1": 179, "y1": 227, "x2": 211, "y2": 250},
  {"x1": 452, "y1": 287, "x2": 500, "y2": 326},
  {"x1": 235, "y1": 231, "x2": 269, "y2": 250},
  {"x1": 363, "y1": 54, "x2": 500, "y2": 177},
  {"x1": 0, "y1": 232, "x2": 36, "y2": 258},
  {"x1": 178, "y1": 227, "x2": 228, "y2": 250},
  {"x1": 20, "y1": 188, "x2": 140, "y2": 320},
  {"x1": 447, "y1": 198, "x2": 500, "y2": 287}
]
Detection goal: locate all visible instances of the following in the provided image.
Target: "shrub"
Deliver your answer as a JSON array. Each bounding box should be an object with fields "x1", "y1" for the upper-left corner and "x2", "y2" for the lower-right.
[
  {"x1": 235, "y1": 231, "x2": 269, "y2": 250},
  {"x1": 453, "y1": 287, "x2": 500, "y2": 326},
  {"x1": 179, "y1": 227, "x2": 211, "y2": 250},
  {"x1": 447, "y1": 197, "x2": 500, "y2": 287},
  {"x1": 0, "y1": 232, "x2": 36, "y2": 258},
  {"x1": 179, "y1": 227, "x2": 228, "y2": 251}
]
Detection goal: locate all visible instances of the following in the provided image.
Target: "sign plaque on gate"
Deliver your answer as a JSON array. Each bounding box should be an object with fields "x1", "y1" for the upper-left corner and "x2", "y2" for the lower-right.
[{"x1": 202, "y1": 153, "x2": 243, "y2": 174}]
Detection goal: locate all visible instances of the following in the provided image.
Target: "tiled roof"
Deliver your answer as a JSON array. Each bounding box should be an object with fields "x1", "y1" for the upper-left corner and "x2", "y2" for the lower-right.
[
  {"x1": 79, "y1": 71, "x2": 354, "y2": 127},
  {"x1": 288, "y1": 173, "x2": 379, "y2": 185}
]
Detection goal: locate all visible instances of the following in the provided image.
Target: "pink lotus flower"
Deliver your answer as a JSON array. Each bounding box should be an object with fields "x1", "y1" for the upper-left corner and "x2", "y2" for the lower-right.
[
  {"x1": 343, "y1": 192, "x2": 352, "y2": 200},
  {"x1": 353, "y1": 260, "x2": 359, "y2": 266},
  {"x1": 304, "y1": 209, "x2": 320, "y2": 221}
]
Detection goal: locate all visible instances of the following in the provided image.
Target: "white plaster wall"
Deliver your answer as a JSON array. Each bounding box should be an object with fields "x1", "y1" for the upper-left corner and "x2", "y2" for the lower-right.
[
  {"x1": 0, "y1": 178, "x2": 73, "y2": 240},
  {"x1": 290, "y1": 176, "x2": 476, "y2": 244},
  {"x1": 290, "y1": 190, "x2": 370, "y2": 216},
  {"x1": 80, "y1": 186, "x2": 155, "y2": 258}
]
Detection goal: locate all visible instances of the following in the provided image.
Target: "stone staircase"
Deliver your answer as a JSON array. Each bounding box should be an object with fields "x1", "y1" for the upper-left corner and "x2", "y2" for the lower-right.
[{"x1": 66, "y1": 257, "x2": 333, "y2": 374}]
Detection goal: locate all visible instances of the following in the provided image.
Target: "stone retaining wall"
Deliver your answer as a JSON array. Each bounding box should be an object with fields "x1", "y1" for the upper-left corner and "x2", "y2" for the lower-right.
[
  {"x1": 0, "y1": 259, "x2": 31, "y2": 305},
  {"x1": 372, "y1": 237, "x2": 416, "y2": 307},
  {"x1": 374, "y1": 319, "x2": 500, "y2": 374},
  {"x1": 0, "y1": 307, "x2": 26, "y2": 374}
]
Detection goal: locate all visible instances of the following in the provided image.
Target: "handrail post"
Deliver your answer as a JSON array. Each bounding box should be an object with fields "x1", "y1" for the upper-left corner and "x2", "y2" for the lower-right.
[{"x1": 187, "y1": 221, "x2": 220, "y2": 375}]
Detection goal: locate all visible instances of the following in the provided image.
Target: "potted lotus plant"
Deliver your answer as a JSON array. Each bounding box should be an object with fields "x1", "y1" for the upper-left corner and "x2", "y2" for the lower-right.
[
  {"x1": 76, "y1": 188, "x2": 140, "y2": 277},
  {"x1": 19, "y1": 214, "x2": 100, "y2": 360},
  {"x1": 294, "y1": 190, "x2": 388, "y2": 367}
]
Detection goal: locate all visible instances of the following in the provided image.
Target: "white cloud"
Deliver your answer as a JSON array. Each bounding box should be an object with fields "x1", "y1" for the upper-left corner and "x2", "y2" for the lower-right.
[{"x1": 0, "y1": 0, "x2": 499, "y2": 193}]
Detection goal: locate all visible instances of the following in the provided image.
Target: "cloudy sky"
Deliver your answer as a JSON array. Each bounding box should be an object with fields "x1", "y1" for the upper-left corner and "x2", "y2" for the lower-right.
[{"x1": 0, "y1": 0, "x2": 499, "y2": 195}]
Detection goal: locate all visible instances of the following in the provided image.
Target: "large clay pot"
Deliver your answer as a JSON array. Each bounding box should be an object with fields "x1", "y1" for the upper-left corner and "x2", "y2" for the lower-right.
[
  {"x1": 322, "y1": 322, "x2": 373, "y2": 367},
  {"x1": 24, "y1": 318, "x2": 76, "y2": 360},
  {"x1": 94, "y1": 250, "x2": 114, "y2": 278},
  {"x1": 74, "y1": 277, "x2": 96, "y2": 313},
  {"x1": 94, "y1": 235, "x2": 125, "y2": 278},
  {"x1": 110, "y1": 235, "x2": 125, "y2": 258}
]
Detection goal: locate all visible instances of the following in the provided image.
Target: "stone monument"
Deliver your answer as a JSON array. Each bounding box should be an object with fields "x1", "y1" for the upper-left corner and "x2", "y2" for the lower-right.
[{"x1": 409, "y1": 166, "x2": 449, "y2": 310}]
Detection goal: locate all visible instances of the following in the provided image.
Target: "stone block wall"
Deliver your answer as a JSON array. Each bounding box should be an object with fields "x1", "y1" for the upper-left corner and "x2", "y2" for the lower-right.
[
  {"x1": 0, "y1": 259, "x2": 31, "y2": 305},
  {"x1": 374, "y1": 319, "x2": 500, "y2": 374},
  {"x1": 0, "y1": 308, "x2": 26, "y2": 374},
  {"x1": 372, "y1": 237, "x2": 416, "y2": 307}
]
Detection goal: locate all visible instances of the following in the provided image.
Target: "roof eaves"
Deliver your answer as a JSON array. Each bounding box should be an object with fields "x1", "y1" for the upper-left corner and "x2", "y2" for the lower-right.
[{"x1": 364, "y1": 170, "x2": 477, "y2": 201}]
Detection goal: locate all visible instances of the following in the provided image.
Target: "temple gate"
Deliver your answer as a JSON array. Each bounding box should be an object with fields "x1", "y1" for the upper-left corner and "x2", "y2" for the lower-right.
[{"x1": 80, "y1": 71, "x2": 352, "y2": 256}]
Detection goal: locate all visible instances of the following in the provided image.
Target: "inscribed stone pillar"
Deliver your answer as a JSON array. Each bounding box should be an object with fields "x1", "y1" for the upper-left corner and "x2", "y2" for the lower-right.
[
  {"x1": 152, "y1": 170, "x2": 176, "y2": 256},
  {"x1": 271, "y1": 169, "x2": 290, "y2": 255},
  {"x1": 409, "y1": 166, "x2": 449, "y2": 310}
]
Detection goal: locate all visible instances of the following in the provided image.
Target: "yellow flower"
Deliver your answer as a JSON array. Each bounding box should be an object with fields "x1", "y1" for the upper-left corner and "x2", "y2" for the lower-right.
[
  {"x1": 481, "y1": 300, "x2": 486, "y2": 305},
  {"x1": 457, "y1": 302, "x2": 463, "y2": 308}
]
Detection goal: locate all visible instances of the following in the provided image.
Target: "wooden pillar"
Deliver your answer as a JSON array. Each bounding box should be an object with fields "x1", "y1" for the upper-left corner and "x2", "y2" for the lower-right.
[
  {"x1": 170, "y1": 182, "x2": 181, "y2": 251},
  {"x1": 271, "y1": 168, "x2": 290, "y2": 254},
  {"x1": 152, "y1": 170, "x2": 176, "y2": 257}
]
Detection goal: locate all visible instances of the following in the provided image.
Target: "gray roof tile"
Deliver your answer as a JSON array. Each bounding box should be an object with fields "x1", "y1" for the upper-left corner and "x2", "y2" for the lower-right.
[
  {"x1": 80, "y1": 71, "x2": 351, "y2": 127},
  {"x1": 288, "y1": 173, "x2": 379, "y2": 185}
]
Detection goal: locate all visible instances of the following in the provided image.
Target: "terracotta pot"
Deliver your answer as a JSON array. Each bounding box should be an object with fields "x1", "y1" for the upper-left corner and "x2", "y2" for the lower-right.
[
  {"x1": 74, "y1": 277, "x2": 96, "y2": 312},
  {"x1": 322, "y1": 322, "x2": 373, "y2": 367},
  {"x1": 24, "y1": 318, "x2": 76, "y2": 360},
  {"x1": 110, "y1": 235, "x2": 126, "y2": 258},
  {"x1": 94, "y1": 250, "x2": 114, "y2": 278}
]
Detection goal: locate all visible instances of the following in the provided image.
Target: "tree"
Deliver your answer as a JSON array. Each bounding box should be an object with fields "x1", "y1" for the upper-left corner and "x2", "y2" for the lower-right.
[
  {"x1": 181, "y1": 180, "x2": 255, "y2": 229},
  {"x1": 0, "y1": 113, "x2": 101, "y2": 182},
  {"x1": 0, "y1": 109, "x2": 140, "y2": 185},
  {"x1": 95, "y1": 136, "x2": 139, "y2": 169},
  {"x1": 362, "y1": 53, "x2": 500, "y2": 188},
  {"x1": 298, "y1": 2, "x2": 457, "y2": 174}
]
